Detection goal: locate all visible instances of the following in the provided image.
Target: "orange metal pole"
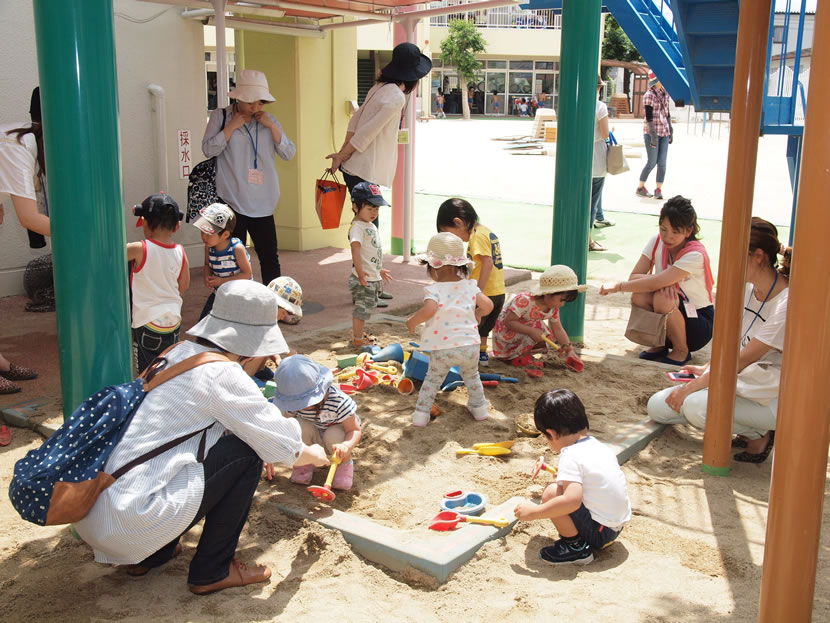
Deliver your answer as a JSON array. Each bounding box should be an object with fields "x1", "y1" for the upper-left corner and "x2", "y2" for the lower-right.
[
  {"x1": 701, "y1": 0, "x2": 772, "y2": 476},
  {"x1": 759, "y1": 3, "x2": 830, "y2": 619}
]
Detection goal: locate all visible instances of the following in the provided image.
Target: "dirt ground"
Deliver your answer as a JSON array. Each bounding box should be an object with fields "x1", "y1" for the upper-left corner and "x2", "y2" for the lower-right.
[{"x1": 2, "y1": 282, "x2": 829, "y2": 622}]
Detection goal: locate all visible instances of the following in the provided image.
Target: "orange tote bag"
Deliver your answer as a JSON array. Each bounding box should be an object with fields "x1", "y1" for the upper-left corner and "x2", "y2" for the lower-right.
[{"x1": 315, "y1": 169, "x2": 347, "y2": 229}]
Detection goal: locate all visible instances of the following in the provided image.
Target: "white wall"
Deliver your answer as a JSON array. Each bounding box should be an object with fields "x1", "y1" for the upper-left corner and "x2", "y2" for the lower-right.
[{"x1": 0, "y1": 0, "x2": 208, "y2": 296}]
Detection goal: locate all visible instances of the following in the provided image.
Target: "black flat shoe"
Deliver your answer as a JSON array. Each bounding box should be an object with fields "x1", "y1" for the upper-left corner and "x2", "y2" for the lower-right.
[
  {"x1": 639, "y1": 348, "x2": 668, "y2": 361},
  {"x1": 731, "y1": 436, "x2": 748, "y2": 449},
  {"x1": 734, "y1": 431, "x2": 775, "y2": 463}
]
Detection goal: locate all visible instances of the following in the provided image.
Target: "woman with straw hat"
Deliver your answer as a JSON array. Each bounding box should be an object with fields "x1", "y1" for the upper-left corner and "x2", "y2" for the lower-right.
[
  {"x1": 202, "y1": 69, "x2": 296, "y2": 287},
  {"x1": 74, "y1": 280, "x2": 329, "y2": 595},
  {"x1": 492, "y1": 265, "x2": 586, "y2": 368}
]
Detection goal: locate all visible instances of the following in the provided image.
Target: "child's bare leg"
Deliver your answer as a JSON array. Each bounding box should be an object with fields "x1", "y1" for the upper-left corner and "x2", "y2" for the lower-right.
[
  {"x1": 352, "y1": 317, "x2": 366, "y2": 344},
  {"x1": 541, "y1": 483, "x2": 579, "y2": 537}
]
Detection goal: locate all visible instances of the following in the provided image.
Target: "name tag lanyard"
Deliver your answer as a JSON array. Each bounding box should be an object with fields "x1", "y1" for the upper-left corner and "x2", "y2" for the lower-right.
[
  {"x1": 742, "y1": 272, "x2": 778, "y2": 343},
  {"x1": 243, "y1": 120, "x2": 259, "y2": 169}
]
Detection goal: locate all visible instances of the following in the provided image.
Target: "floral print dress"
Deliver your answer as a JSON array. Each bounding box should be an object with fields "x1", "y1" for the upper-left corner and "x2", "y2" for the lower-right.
[{"x1": 492, "y1": 292, "x2": 558, "y2": 360}]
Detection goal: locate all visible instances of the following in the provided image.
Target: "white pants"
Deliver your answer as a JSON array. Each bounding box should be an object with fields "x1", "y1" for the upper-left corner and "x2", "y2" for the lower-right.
[{"x1": 647, "y1": 387, "x2": 777, "y2": 440}]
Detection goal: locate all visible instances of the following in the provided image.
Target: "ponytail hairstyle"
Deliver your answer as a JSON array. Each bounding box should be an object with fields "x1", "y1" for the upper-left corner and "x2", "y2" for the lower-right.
[
  {"x1": 749, "y1": 216, "x2": 791, "y2": 277},
  {"x1": 6, "y1": 123, "x2": 45, "y2": 177},
  {"x1": 659, "y1": 195, "x2": 699, "y2": 241}
]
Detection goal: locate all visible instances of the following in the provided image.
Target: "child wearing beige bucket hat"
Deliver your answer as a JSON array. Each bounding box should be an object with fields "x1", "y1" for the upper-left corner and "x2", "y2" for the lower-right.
[
  {"x1": 405, "y1": 233, "x2": 495, "y2": 427},
  {"x1": 492, "y1": 265, "x2": 586, "y2": 368}
]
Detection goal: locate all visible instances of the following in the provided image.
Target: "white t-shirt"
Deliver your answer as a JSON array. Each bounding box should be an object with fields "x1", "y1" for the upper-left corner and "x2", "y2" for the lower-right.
[
  {"x1": 557, "y1": 436, "x2": 631, "y2": 531},
  {"x1": 641, "y1": 234, "x2": 711, "y2": 309},
  {"x1": 348, "y1": 220, "x2": 383, "y2": 281},
  {"x1": 592, "y1": 100, "x2": 609, "y2": 177},
  {"x1": 741, "y1": 282, "x2": 788, "y2": 369},
  {"x1": 0, "y1": 121, "x2": 38, "y2": 202},
  {"x1": 420, "y1": 279, "x2": 481, "y2": 351}
]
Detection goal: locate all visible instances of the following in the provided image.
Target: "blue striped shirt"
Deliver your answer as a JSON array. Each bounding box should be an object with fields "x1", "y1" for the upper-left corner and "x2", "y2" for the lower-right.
[
  {"x1": 208, "y1": 237, "x2": 249, "y2": 278},
  {"x1": 289, "y1": 386, "x2": 360, "y2": 432},
  {"x1": 74, "y1": 342, "x2": 303, "y2": 565}
]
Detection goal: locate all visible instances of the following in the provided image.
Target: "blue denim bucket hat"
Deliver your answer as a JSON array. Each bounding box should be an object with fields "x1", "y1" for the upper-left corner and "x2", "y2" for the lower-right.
[{"x1": 272, "y1": 355, "x2": 333, "y2": 412}]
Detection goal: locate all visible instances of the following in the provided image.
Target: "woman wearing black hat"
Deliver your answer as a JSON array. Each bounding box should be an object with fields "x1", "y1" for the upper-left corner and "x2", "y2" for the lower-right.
[{"x1": 327, "y1": 42, "x2": 431, "y2": 304}]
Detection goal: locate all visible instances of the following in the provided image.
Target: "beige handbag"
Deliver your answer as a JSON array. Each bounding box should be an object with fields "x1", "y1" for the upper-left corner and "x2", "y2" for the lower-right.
[
  {"x1": 625, "y1": 305, "x2": 668, "y2": 347},
  {"x1": 606, "y1": 133, "x2": 630, "y2": 175}
]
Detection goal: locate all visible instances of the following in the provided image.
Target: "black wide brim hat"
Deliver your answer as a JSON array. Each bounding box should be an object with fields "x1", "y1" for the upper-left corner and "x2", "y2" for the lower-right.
[{"x1": 381, "y1": 42, "x2": 433, "y2": 83}]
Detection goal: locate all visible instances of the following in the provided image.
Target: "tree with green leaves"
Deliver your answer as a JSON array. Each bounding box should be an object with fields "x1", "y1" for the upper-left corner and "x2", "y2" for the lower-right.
[
  {"x1": 439, "y1": 19, "x2": 486, "y2": 119},
  {"x1": 602, "y1": 15, "x2": 643, "y2": 68}
]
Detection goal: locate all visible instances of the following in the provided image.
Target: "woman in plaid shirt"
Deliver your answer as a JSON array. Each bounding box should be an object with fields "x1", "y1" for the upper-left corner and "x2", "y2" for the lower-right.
[{"x1": 636, "y1": 72, "x2": 673, "y2": 201}]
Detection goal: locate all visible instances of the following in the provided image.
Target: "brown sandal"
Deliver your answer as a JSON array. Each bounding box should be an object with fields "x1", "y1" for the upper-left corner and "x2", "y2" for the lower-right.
[{"x1": 189, "y1": 559, "x2": 272, "y2": 595}]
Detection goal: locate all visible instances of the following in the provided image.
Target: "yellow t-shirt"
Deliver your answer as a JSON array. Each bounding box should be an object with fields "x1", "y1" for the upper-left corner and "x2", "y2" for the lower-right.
[{"x1": 468, "y1": 224, "x2": 505, "y2": 297}]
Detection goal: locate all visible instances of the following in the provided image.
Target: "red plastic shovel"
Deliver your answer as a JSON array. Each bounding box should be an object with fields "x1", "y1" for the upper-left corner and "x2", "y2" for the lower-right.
[
  {"x1": 531, "y1": 456, "x2": 558, "y2": 480},
  {"x1": 429, "y1": 511, "x2": 509, "y2": 531},
  {"x1": 307, "y1": 456, "x2": 341, "y2": 503}
]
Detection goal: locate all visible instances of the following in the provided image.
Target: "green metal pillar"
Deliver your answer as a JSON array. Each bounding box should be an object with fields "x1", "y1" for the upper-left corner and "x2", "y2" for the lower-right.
[
  {"x1": 551, "y1": 0, "x2": 602, "y2": 341},
  {"x1": 33, "y1": 0, "x2": 132, "y2": 414}
]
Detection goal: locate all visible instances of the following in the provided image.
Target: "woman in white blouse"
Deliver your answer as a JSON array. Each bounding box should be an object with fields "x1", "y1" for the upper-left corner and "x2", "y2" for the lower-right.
[
  {"x1": 600, "y1": 196, "x2": 715, "y2": 366},
  {"x1": 74, "y1": 281, "x2": 329, "y2": 594},
  {"x1": 647, "y1": 218, "x2": 790, "y2": 463}
]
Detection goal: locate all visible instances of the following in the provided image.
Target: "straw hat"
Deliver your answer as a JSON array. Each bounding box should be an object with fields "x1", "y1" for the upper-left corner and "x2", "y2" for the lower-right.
[
  {"x1": 271, "y1": 355, "x2": 333, "y2": 412},
  {"x1": 229, "y1": 69, "x2": 275, "y2": 103},
  {"x1": 530, "y1": 265, "x2": 588, "y2": 296},
  {"x1": 187, "y1": 281, "x2": 288, "y2": 356},
  {"x1": 417, "y1": 232, "x2": 473, "y2": 268}
]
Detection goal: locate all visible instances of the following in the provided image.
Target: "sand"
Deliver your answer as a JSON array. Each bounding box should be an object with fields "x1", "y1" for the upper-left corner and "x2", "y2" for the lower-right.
[{"x1": 1, "y1": 281, "x2": 829, "y2": 621}]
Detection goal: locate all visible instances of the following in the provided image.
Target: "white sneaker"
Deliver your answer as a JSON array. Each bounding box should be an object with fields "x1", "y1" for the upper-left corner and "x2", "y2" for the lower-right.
[
  {"x1": 468, "y1": 403, "x2": 489, "y2": 421},
  {"x1": 411, "y1": 410, "x2": 431, "y2": 427}
]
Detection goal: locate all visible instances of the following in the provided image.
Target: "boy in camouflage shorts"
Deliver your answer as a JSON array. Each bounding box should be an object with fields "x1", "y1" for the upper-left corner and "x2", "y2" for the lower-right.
[{"x1": 347, "y1": 182, "x2": 391, "y2": 348}]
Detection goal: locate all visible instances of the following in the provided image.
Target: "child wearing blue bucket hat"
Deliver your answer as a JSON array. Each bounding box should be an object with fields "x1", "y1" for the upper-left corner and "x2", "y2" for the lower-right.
[{"x1": 272, "y1": 355, "x2": 362, "y2": 489}]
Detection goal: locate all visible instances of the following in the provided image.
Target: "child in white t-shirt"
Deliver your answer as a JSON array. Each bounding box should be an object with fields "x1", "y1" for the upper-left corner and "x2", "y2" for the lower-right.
[
  {"x1": 348, "y1": 182, "x2": 391, "y2": 348},
  {"x1": 406, "y1": 232, "x2": 494, "y2": 427},
  {"x1": 514, "y1": 389, "x2": 631, "y2": 565}
]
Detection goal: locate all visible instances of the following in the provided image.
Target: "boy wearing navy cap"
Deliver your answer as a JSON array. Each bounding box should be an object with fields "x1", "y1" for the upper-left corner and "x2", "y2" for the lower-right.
[
  {"x1": 127, "y1": 193, "x2": 189, "y2": 374},
  {"x1": 348, "y1": 182, "x2": 391, "y2": 348}
]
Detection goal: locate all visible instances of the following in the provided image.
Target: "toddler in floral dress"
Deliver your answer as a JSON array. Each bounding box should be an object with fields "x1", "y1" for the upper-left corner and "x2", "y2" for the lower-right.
[
  {"x1": 406, "y1": 233, "x2": 494, "y2": 427},
  {"x1": 493, "y1": 265, "x2": 586, "y2": 367}
]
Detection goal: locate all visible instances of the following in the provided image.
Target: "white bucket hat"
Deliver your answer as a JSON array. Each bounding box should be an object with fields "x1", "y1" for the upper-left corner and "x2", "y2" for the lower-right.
[
  {"x1": 417, "y1": 232, "x2": 473, "y2": 268},
  {"x1": 229, "y1": 69, "x2": 275, "y2": 103},
  {"x1": 192, "y1": 202, "x2": 234, "y2": 235},
  {"x1": 530, "y1": 265, "x2": 588, "y2": 296},
  {"x1": 187, "y1": 280, "x2": 288, "y2": 356}
]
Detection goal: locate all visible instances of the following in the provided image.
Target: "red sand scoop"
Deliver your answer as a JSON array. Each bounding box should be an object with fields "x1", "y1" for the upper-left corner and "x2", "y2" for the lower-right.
[
  {"x1": 429, "y1": 511, "x2": 510, "y2": 531},
  {"x1": 531, "y1": 456, "x2": 558, "y2": 480},
  {"x1": 307, "y1": 456, "x2": 341, "y2": 503},
  {"x1": 541, "y1": 335, "x2": 584, "y2": 372}
]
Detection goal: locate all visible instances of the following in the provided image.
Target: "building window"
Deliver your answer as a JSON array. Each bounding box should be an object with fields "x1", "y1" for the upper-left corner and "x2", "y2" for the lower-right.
[
  {"x1": 509, "y1": 60, "x2": 533, "y2": 70},
  {"x1": 772, "y1": 25, "x2": 785, "y2": 44},
  {"x1": 535, "y1": 61, "x2": 554, "y2": 70},
  {"x1": 487, "y1": 60, "x2": 507, "y2": 69}
]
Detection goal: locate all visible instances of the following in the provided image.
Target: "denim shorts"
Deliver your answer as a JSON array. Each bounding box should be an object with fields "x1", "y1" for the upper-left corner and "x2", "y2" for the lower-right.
[
  {"x1": 570, "y1": 503, "x2": 622, "y2": 550},
  {"x1": 349, "y1": 274, "x2": 380, "y2": 320}
]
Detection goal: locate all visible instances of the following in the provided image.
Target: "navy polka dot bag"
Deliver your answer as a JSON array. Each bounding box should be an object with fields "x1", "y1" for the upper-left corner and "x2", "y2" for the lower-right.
[{"x1": 9, "y1": 349, "x2": 229, "y2": 526}]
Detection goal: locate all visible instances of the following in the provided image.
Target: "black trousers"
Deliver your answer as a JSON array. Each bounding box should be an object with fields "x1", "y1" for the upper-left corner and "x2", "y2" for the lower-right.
[{"x1": 231, "y1": 211, "x2": 280, "y2": 285}]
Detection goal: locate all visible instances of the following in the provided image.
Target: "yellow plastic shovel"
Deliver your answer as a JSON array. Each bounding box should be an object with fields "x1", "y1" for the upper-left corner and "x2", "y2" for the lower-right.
[
  {"x1": 472, "y1": 441, "x2": 516, "y2": 450},
  {"x1": 456, "y1": 446, "x2": 512, "y2": 457}
]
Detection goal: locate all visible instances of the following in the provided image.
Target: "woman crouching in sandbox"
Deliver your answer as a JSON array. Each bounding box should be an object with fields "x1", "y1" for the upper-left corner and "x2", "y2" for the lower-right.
[
  {"x1": 74, "y1": 281, "x2": 329, "y2": 594},
  {"x1": 646, "y1": 218, "x2": 790, "y2": 463}
]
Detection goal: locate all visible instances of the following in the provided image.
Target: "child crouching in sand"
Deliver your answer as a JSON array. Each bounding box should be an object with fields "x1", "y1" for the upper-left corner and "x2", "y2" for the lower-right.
[
  {"x1": 492, "y1": 265, "x2": 584, "y2": 368},
  {"x1": 272, "y1": 355, "x2": 361, "y2": 489},
  {"x1": 406, "y1": 232, "x2": 493, "y2": 427},
  {"x1": 514, "y1": 389, "x2": 631, "y2": 565}
]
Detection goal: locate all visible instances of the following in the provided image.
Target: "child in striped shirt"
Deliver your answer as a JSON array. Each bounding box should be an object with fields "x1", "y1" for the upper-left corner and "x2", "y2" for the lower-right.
[
  {"x1": 272, "y1": 355, "x2": 362, "y2": 490},
  {"x1": 193, "y1": 202, "x2": 252, "y2": 319}
]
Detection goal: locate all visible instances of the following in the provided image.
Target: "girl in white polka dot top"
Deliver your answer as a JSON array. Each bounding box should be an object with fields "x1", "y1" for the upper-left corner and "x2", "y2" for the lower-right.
[{"x1": 406, "y1": 233, "x2": 494, "y2": 427}]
